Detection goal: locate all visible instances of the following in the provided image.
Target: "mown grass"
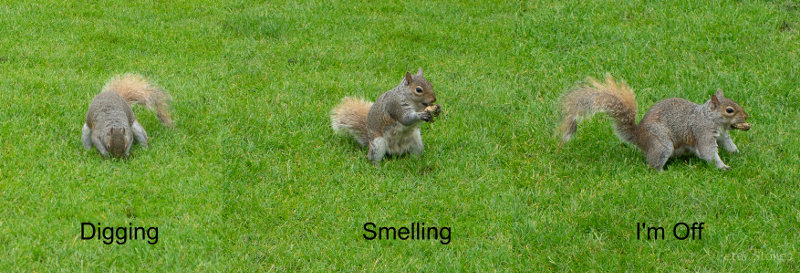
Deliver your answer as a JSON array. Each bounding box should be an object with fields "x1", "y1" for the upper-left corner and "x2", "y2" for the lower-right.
[{"x1": 1, "y1": 0, "x2": 798, "y2": 271}]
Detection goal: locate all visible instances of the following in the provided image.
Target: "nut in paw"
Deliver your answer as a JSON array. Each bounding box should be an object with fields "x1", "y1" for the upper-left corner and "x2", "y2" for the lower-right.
[
  {"x1": 731, "y1": 122, "x2": 751, "y2": 131},
  {"x1": 424, "y1": 104, "x2": 441, "y2": 118}
]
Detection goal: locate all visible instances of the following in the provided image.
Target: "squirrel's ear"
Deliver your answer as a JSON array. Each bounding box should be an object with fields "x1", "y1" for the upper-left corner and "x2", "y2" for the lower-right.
[
  {"x1": 109, "y1": 128, "x2": 115, "y2": 134},
  {"x1": 711, "y1": 94, "x2": 720, "y2": 108},
  {"x1": 405, "y1": 72, "x2": 413, "y2": 85},
  {"x1": 121, "y1": 128, "x2": 125, "y2": 135},
  {"x1": 416, "y1": 68, "x2": 423, "y2": 76},
  {"x1": 715, "y1": 88, "x2": 724, "y2": 98}
]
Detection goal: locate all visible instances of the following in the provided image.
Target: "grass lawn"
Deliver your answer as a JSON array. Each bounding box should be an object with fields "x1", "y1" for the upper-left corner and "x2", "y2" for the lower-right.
[{"x1": 1, "y1": 0, "x2": 799, "y2": 271}]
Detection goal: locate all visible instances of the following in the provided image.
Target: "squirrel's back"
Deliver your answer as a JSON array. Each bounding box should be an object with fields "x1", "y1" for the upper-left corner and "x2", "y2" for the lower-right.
[
  {"x1": 85, "y1": 90, "x2": 136, "y2": 157},
  {"x1": 640, "y1": 98, "x2": 699, "y2": 126},
  {"x1": 85, "y1": 90, "x2": 135, "y2": 128},
  {"x1": 637, "y1": 98, "x2": 709, "y2": 148}
]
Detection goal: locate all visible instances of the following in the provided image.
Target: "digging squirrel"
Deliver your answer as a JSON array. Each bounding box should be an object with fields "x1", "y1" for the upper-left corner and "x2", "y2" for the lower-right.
[
  {"x1": 82, "y1": 74, "x2": 173, "y2": 158},
  {"x1": 558, "y1": 75, "x2": 750, "y2": 171},
  {"x1": 331, "y1": 69, "x2": 441, "y2": 165}
]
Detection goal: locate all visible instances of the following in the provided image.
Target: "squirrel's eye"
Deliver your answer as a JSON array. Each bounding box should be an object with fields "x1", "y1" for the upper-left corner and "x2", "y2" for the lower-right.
[
  {"x1": 725, "y1": 107, "x2": 734, "y2": 114},
  {"x1": 415, "y1": 87, "x2": 423, "y2": 93}
]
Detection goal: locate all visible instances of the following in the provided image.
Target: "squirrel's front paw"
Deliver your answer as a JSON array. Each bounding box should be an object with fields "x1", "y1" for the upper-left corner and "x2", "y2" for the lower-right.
[
  {"x1": 419, "y1": 111, "x2": 433, "y2": 122},
  {"x1": 719, "y1": 165, "x2": 731, "y2": 171}
]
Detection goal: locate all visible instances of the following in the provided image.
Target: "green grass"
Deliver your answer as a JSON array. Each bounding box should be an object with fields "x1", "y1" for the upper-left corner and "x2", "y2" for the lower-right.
[{"x1": 1, "y1": 0, "x2": 799, "y2": 271}]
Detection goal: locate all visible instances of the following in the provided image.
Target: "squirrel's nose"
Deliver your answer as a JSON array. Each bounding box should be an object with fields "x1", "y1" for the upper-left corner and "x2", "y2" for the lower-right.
[{"x1": 430, "y1": 97, "x2": 436, "y2": 104}]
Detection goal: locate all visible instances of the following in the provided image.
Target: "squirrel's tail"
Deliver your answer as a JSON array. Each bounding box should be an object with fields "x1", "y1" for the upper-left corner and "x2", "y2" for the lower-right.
[
  {"x1": 103, "y1": 74, "x2": 174, "y2": 127},
  {"x1": 331, "y1": 97, "x2": 372, "y2": 146},
  {"x1": 558, "y1": 74, "x2": 638, "y2": 144}
]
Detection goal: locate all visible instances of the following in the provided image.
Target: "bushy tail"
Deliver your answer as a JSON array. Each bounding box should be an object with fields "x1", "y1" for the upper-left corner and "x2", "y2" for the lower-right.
[
  {"x1": 558, "y1": 74, "x2": 638, "y2": 144},
  {"x1": 331, "y1": 97, "x2": 372, "y2": 146},
  {"x1": 103, "y1": 74, "x2": 174, "y2": 127}
]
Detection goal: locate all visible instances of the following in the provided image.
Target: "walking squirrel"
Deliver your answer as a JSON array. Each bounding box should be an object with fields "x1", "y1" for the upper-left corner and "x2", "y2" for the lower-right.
[
  {"x1": 331, "y1": 69, "x2": 441, "y2": 165},
  {"x1": 558, "y1": 74, "x2": 750, "y2": 171},
  {"x1": 82, "y1": 74, "x2": 173, "y2": 158}
]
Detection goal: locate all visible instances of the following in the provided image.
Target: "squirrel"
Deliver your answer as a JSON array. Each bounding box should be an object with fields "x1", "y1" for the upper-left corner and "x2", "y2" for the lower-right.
[
  {"x1": 82, "y1": 74, "x2": 173, "y2": 158},
  {"x1": 331, "y1": 69, "x2": 441, "y2": 165},
  {"x1": 558, "y1": 74, "x2": 750, "y2": 171}
]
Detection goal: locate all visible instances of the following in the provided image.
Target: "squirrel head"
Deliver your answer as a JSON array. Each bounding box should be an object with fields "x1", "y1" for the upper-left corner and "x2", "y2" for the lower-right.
[
  {"x1": 106, "y1": 126, "x2": 131, "y2": 158},
  {"x1": 402, "y1": 68, "x2": 436, "y2": 107},
  {"x1": 710, "y1": 89, "x2": 749, "y2": 130}
]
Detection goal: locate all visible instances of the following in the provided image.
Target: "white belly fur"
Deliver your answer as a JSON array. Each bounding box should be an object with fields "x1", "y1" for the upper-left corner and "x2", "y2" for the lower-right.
[{"x1": 383, "y1": 122, "x2": 419, "y2": 155}]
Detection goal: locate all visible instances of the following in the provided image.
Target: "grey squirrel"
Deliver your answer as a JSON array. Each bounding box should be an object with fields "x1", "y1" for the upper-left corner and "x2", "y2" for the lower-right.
[
  {"x1": 559, "y1": 74, "x2": 751, "y2": 171},
  {"x1": 331, "y1": 69, "x2": 441, "y2": 165},
  {"x1": 82, "y1": 74, "x2": 173, "y2": 158}
]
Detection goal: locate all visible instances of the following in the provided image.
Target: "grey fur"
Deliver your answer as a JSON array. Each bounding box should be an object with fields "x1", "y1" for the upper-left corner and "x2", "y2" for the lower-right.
[
  {"x1": 561, "y1": 76, "x2": 750, "y2": 171},
  {"x1": 131, "y1": 120, "x2": 148, "y2": 148},
  {"x1": 83, "y1": 74, "x2": 173, "y2": 158},
  {"x1": 331, "y1": 69, "x2": 438, "y2": 166},
  {"x1": 84, "y1": 90, "x2": 137, "y2": 158}
]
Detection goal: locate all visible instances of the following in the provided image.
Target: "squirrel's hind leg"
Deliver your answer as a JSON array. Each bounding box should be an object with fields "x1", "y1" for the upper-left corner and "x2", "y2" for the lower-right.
[
  {"x1": 645, "y1": 139, "x2": 673, "y2": 171},
  {"x1": 132, "y1": 120, "x2": 149, "y2": 148},
  {"x1": 368, "y1": 137, "x2": 387, "y2": 166},
  {"x1": 81, "y1": 123, "x2": 92, "y2": 150}
]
